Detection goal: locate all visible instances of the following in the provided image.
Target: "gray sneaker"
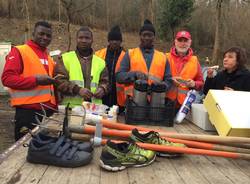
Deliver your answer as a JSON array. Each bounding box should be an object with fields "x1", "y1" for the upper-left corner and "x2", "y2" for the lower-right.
[
  {"x1": 32, "y1": 131, "x2": 93, "y2": 152},
  {"x1": 27, "y1": 136, "x2": 93, "y2": 168}
]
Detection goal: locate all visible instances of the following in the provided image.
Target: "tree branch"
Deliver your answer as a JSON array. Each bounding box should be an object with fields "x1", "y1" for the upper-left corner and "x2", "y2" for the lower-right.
[{"x1": 72, "y1": 2, "x2": 94, "y2": 15}]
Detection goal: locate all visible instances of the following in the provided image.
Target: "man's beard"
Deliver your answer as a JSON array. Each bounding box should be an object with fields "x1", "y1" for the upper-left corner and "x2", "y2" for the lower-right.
[{"x1": 176, "y1": 46, "x2": 189, "y2": 55}]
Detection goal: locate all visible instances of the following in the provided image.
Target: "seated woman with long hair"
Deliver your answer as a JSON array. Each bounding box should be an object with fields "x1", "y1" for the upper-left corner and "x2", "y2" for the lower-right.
[{"x1": 203, "y1": 47, "x2": 250, "y2": 95}]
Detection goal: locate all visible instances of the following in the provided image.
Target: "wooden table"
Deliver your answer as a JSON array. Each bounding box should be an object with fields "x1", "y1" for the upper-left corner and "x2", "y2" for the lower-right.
[{"x1": 0, "y1": 118, "x2": 250, "y2": 184}]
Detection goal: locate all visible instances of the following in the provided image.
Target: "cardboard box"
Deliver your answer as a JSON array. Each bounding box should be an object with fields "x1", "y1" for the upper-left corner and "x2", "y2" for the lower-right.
[
  {"x1": 204, "y1": 90, "x2": 250, "y2": 137},
  {"x1": 186, "y1": 103, "x2": 216, "y2": 131}
]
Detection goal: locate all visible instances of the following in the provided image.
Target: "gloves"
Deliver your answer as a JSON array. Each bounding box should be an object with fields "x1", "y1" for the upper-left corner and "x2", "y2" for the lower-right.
[
  {"x1": 79, "y1": 88, "x2": 93, "y2": 100},
  {"x1": 93, "y1": 87, "x2": 105, "y2": 99},
  {"x1": 36, "y1": 75, "x2": 56, "y2": 85}
]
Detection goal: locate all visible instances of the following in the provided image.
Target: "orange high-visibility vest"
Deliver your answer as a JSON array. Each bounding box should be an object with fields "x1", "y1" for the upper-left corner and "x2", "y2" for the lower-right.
[
  {"x1": 124, "y1": 47, "x2": 166, "y2": 97},
  {"x1": 95, "y1": 48, "x2": 126, "y2": 106},
  {"x1": 166, "y1": 52, "x2": 198, "y2": 105},
  {"x1": 8, "y1": 44, "x2": 56, "y2": 107}
]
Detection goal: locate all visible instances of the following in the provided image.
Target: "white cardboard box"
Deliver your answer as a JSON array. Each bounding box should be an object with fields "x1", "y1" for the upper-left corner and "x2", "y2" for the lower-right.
[{"x1": 186, "y1": 103, "x2": 216, "y2": 131}]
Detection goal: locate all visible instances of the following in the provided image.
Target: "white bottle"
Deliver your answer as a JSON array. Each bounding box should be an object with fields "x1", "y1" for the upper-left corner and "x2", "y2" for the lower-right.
[
  {"x1": 175, "y1": 90, "x2": 197, "y2": 123},
  {"x1": 108, "y1": 105, "x2": 119, "y2": 121}
]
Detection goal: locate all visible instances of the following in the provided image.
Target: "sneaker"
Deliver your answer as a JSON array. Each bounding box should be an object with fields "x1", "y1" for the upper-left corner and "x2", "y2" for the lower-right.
[
  {"x1": 130, "y1": 128, "x2": 185, "y2": 158},
  {"x1": 32, "y1": 131, "x2": 93, "y2": 152},
  {"x1": 100, "y1": 140, "x2": 156, "y2": 172},
  {"x1": 26, "y1": 135, "x2": 93, "y2": 168}
]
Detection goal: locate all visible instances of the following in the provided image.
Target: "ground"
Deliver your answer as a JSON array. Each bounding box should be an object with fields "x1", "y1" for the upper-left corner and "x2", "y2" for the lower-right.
[
  {"x1": 0, "y1": 95, "x2": 14, "y2": 152},
  {"x1": 0, "y1": 18, "x2": 168, "y2": 52}
]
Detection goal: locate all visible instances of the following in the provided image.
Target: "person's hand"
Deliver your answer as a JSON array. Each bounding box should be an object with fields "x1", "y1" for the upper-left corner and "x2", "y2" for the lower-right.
[
  {"x1": 93, "y1": 88, "x2": 105, "y2": 99},
  {"x1": 186, "y1": 79, "x2": 195, "y2": 88},
  {"x1": 36, "y1": 75, "x2": 56, "y2": 85},
  {"x1": 57, "y1": 82, "x2": 69, "y2": 93},
  {"x1": 207, "y1": 68, "x2": 214, "y2": 78},
  {"x1": 224, "y1": 86, "x2": 234, "y2": 91},
  {"x1": 134, "y1": 71, "x2": 148, "y2": 80},
  {"x1": 79, "y1": 88, "x2": 93, "y2": 100},
  {"x1": 172, "y1": 76, "x2": 182, "y2": 87}
]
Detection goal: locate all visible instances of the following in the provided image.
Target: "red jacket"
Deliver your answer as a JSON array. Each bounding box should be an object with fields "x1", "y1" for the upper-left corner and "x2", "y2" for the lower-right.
[
  {"x1": 169, "y1": 47, "x2": 204, "y2": 90},
  {"x1": 1, "y1": 40, "x2": 57, "y2": 110}
]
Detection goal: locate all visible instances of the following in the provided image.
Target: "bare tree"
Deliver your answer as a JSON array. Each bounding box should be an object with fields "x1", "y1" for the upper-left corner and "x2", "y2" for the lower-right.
[
  {"x1": 106, "y1": 0, "x2": 110, "y2": 29},
  {"x1": 61, "y1": 0, "x2": 94, "y2": 51},
  {"x1": 22, "y1": 0, "x2": 30, "y2": 41},
  {"x1": 91, "y1": 0, "x2": 97, "y2": 26},
  {"x1": 7, "y1": 0, "x2": 12, "y2": 18},
  {"x1": 212, "y1": 0, "x2": 223, "y2": 65},
  {"x1": 58, "y1": 0, "x2": 61, "y2": 22}
]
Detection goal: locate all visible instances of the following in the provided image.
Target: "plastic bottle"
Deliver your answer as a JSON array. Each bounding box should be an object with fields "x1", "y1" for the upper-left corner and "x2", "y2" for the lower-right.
[
  {"x1": 175, "y1": 90, "x2": 197, "y2": 123},
  {"x1": 108, "y1": 105, "x2": 119, "y2": 121}
]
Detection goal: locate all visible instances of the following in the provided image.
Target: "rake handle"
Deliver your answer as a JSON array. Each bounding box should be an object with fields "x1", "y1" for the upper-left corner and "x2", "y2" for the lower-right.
[{"x1": 99, "y1": 119, "x2": 250, "y2": 144}]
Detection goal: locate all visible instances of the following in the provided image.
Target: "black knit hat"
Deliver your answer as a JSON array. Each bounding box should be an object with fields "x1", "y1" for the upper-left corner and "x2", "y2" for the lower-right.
[
  {"x1": 139, "y1": 19, "x2": 155, "y2": 35},
  {"x1": 108, "y1": 25, "x2": 122, "y2": 41}
]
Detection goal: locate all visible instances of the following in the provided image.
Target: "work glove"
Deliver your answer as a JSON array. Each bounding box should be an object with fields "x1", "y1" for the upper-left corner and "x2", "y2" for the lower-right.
[
  {"x1": 93, "y1": 87, "x2": 105, "y2": 99},
  {"x1": 79, "y1": 88, "x2": 93, "y2": 100},
  {"x1": 36, "y1": 75, "x2": 57, "y2": 85}
]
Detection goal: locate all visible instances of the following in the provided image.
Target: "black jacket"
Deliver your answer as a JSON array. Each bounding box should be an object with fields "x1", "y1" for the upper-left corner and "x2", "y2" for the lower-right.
[
  {"x1": 203, "y1": 68, "x2": 250, "y2": 95},
  {"x1": 102, "y1": 47, "x2": 124, "y2": 107}
]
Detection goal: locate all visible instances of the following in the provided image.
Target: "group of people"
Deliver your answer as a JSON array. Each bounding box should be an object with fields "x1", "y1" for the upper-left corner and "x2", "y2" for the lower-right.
[{"x1": 2, "y1": 20, "x2": 250, "y2": 141}]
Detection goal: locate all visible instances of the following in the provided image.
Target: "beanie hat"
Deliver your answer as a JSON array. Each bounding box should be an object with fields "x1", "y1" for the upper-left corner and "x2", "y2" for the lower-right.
[
  {"x1": 139, "y1": 19, "x2": 155, "y2": 35},
  {"x1": 108, "y1": 25, "x2": 122, "y2": 41}
]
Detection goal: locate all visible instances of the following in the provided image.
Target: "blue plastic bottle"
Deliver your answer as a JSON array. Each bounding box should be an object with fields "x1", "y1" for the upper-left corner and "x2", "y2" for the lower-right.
[{"x1": 175, "y1": 90, "x2": 197, "y2": 123}]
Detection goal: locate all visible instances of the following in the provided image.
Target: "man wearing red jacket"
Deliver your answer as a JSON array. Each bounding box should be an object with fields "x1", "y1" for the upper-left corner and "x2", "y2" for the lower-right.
[
  {"x1": 1, "y1": 21, "x2": 57, "y2": 141},
  {"x1": 166, "y1": 30, "x2": 204, "y2": 108}
]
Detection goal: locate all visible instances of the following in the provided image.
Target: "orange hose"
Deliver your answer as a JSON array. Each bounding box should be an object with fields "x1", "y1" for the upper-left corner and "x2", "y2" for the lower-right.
[
  {"x1": 100, "y1": 119, "x2": 161, "y2": 132},
  {"x1": 99, "y1": 119, "x2": 250, "y2": 144},
  {"x1": 83, "y1": 126, "x2": 214, "y2": 150},
  {"x1": 100, "y1": 139, "x2": 246, "y2": 159}
]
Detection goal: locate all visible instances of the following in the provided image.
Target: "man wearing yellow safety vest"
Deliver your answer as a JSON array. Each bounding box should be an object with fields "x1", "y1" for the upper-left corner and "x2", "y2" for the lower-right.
[
  {"x1": 116, "y1": 20, "x2": 172, "y2": 100},
  {"x1": 95, "y1": 25, "x2": 126, "y2": 111},
  {"x1": 54, "y1": 26, "x2": 109, "y2": 107},
  {"x1": 166, "y1": 30, "x2": 204, "y2": 108},
  {"x1": 1, "y1": 21, "x2": 57, "y2": 141}
]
